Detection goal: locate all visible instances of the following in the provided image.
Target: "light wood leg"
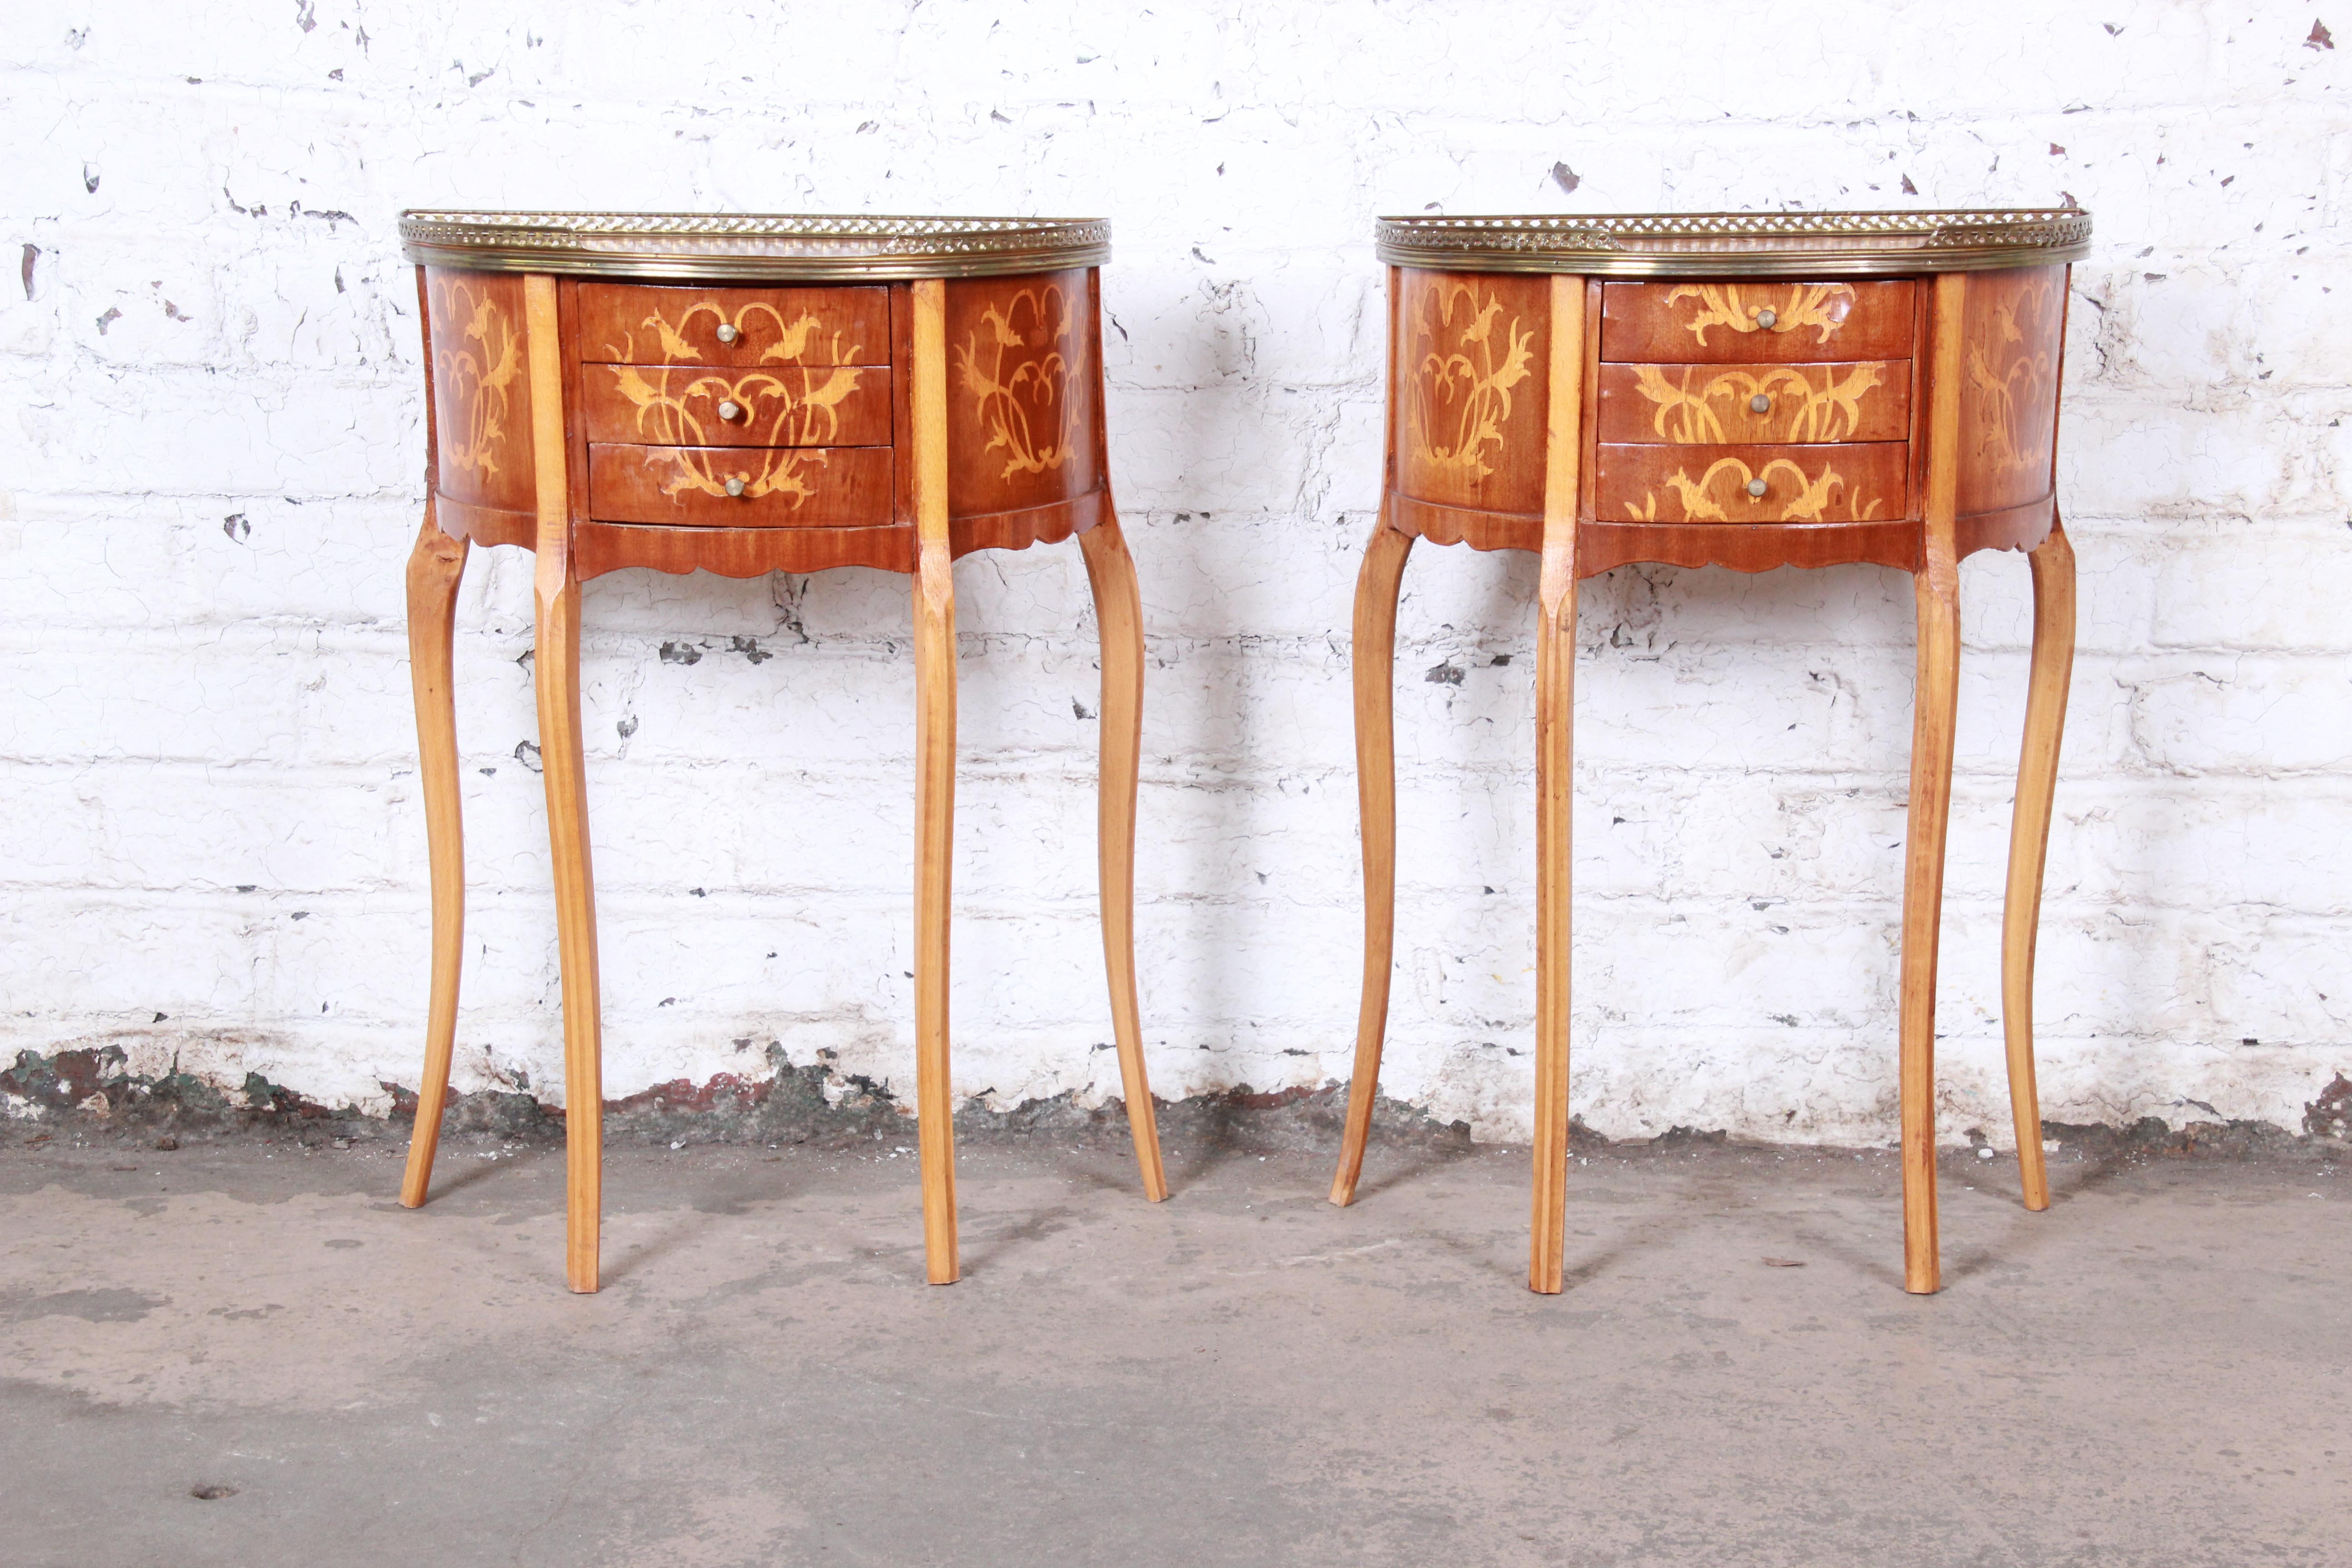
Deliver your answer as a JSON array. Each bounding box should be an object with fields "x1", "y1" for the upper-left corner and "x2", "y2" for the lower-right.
[
  {"x1": 2002, "y1": 514, "x2": 2075, "y2": 1212},
  {"x1": 1528, "y1": 540, "x2": 1577, "y2": 1295},
  {"x1": 909, "y1": 277, "x2": 960, "y2": 1285},
  {"x1": 399, "y1": 506, "x2": 469, "y2": 1210},
  {"x1": 536, "y1": 557, "x2": 603, "y2": 1294},
  {"x1": 911, "y1": 540, "x2": 960, "y2": 1284},
  {"x1": 1330, "y1": 516, "x2": 1413, "y2": 1207},
  {"x1": 519, "y1": 273, "x2": 602, "y2": 1295},
  {"x1": 1900, "y1": 539, "x2": 1962, "y2": 1294},
  {"x1": 1079, "y1": 505, "x2": 1167, "y2": 1202},
  {"x1": 1528, "y1": 274, "x2": 1586, "y2": 1295}
]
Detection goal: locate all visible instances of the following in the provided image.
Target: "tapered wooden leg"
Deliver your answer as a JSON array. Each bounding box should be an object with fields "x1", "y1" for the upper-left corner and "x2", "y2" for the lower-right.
[
  {"x1": 1528, "y1": 544, "x2": 1577, "y2": 1295},
  {"x1": 911, "y1": 539, "x2": 960, "y2": 1284},
  {"x1": 1329, "y1": 514, "x2": 1414, "y2": 1207},
  {"x1": 536, "y1": 558, "x2": 603, "y2": 1294},
  {"x1": 1079, "y1": 505, "x2": 1167, "y2": 1202},
  {"x1": 1900, "y1": 540, "x2": 1962, "y2": 1294},
  {"x1": 908, "y1": 278, "x2": 960, "y2": 1284},
  {"x1": 2002, "y1": 515, "x2": 2075, "y2": 1212},
  {"x1": 1528, "y1": 274, "x2": 1586, "y2": 1294},
  {"x1": 399, "y1": 506, "x2": 469, "y2": 1210}
]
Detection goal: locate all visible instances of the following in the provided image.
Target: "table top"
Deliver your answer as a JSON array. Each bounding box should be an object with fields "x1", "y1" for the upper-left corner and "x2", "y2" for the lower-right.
[
  {"x1": 398, "y1": 211, "x2": 1111, "y2": 281},
  {"x1": 1375, "y1": 208, "x2": 2092, "y2": 278}
]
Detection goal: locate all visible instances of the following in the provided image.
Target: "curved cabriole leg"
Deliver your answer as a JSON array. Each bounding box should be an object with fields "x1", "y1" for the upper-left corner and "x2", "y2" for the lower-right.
[
  {"x1": 537, "y1": 554, "x2": 603, "y2": 1295},
  {"x1": 2002, "y1": 514, "x2": 2076, "y2": 1212},
  {"x1": 1079, "y1": 506, "x2": 1168, "y2": 1202},
  {"x1": 1329, "y1": 514, "x2": 1414, "y2": 1207},
  {"x1": 1900, "y1": 537, "x2": 1963, "y2": 1295},
  {"x1": 399, "y1": 507, "x2": 470, "y2": 1209}
]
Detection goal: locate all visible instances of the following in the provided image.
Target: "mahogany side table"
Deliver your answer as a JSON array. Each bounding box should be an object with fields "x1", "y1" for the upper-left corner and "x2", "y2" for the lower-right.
[
  {"x1": 393, "y1": 211, "x2": 1166, "y2": 1291},
  {"x1": 1327, "y1": 209, "x2": 2092, "y2": 1294}
]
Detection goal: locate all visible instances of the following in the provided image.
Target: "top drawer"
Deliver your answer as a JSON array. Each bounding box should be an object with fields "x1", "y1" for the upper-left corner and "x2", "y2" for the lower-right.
[
  {"x1": 577, "y1": 284, "x2": 889, "y2": 368},
  {"x1": 1602, "y1": 279, "x2": 1915, "y2": 363}
]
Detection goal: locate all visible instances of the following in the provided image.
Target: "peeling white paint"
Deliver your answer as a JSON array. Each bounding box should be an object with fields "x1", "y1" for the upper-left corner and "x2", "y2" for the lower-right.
[{"x1": 0, "y1": 1, "x2": 2346, "y2": 1147}]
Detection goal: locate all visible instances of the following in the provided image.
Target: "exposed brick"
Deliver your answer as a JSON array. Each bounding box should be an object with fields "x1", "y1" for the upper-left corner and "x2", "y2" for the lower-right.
[{"x1": 0, "y1": 1, "x2": 2344, "y2": 1148}]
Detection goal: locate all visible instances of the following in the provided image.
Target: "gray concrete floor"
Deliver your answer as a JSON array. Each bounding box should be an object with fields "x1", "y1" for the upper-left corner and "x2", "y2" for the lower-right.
[{"x1": 1, "y1": 1127, "x2": 2344, "y2": 1567}]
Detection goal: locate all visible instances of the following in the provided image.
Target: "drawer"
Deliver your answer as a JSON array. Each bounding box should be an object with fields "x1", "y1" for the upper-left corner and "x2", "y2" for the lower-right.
[
  {"x1": 581, "y1": 363, "x2": 892, "y2": 448},
  {"x1": 577, "y1": 284, "x2": 889, "y2": 368},
  {"x1": 587, "y1": 443, "x2": 893, "y2": 528},
  {"x1": 1597, "y1": 362, "x2": 1910, "y2": 445},
  {"x1": 1602, "y1": 280, "x2": 1915, "y2": 363},
  {"x1": 1597, "y1": 442, "x2": 1908, "y2": 523}
]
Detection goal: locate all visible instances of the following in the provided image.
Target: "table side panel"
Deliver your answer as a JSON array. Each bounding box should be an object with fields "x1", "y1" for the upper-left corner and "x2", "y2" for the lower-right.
[
  {"x1": 1955, "y1": 263, "x2": 2066, "y2": 518},
  {"x1": 1602, "y1": 279, "x2": 1916, "y2": 363},
  {"x1": 575, "y1": 283, "x2": 889, "y2": 367},
  {"x1": 1392, "y1": 269, "x2": 1553, "y2": 515},
  {"x1": 943, "y1": 268, "x2": 1102, "y2": 518},
  {"x1": 1596, "y1": 360, "x2": 1911, "y2": 444},
  {"x1": 423, "y1": 267, "x2": 537, "y2": 515}
]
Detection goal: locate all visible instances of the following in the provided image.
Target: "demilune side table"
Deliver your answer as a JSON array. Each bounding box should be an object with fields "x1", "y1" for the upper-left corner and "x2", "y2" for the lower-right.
[
  {"x1": 1327, "y1": 208, "x2": 2091, "y2": 1294},
  {"x1": 394, "y1": 211, "x2": 1165, "y2": 1291}
]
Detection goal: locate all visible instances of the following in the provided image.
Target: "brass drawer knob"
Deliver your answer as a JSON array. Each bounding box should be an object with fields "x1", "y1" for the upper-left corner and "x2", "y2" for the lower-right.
[
  {"x1": 1746, "y1": 478, "x2": 1768, "y2": 498},
  {"x1": 717, "y1": 399, "x2": 744, "y2": 421},
  {"x1": 725, "y1": 476, "x2": 747, "y2": 498},
  {"x1": 1754, "y1": 307, "x2": 1778, "y2": 329},
  {"x1": 1749, "y1": 393, "x2": 1772, "y2": 414},
  {"x1": 715, "y1": 323, "x2": 740, "y2": 344}
]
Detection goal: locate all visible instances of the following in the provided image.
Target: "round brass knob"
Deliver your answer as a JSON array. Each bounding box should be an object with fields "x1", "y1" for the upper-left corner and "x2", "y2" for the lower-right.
[
  {"x1": 725, "y1": 476, "x2": 747, "y2": 498},
  {"x1": 1749, "y1": 393, "x2": 1772, "y2": 414},
  {"x1": 1754, "y1": 307, "x2": 1778, "y2": 329},
  {"x1": 1746, "y1": 478, "x2": 1768, "y2": 498},
  {"x1": 717, "y1": 399, "x2": 744, "y2": 421},
  {"x1": 715, "y1": 323, "x2": 740, "y2": 344}
]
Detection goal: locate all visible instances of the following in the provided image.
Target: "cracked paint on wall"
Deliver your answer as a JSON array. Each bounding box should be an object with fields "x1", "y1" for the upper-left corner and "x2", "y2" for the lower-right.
[{"x1": 0, "y1": 1, "x2": 2346, "y2": 1147}]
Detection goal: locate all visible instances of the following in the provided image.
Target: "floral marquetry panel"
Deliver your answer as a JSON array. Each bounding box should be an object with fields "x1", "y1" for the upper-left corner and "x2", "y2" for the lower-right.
[
  {"x1": 424, "y1": 268, "x2": 535, "y2": 515},
  {"x1": 586, "y1": 443, "x2": 894, "y2": 528},
  {"x1": 1595, "y1": 361, "x2": 1911, "y2": 445},
  {"x1": 1600, "y1": 279, "x2": 1916, "y2": 364},
  {"x1": 1394, "y1": 270, "x2": 1551, "y2": 515},
  {"x1": 1594, "y1": 442, "x2": 1909, "y2": 524},
  {"x1": 1955, "y1": 264, "x2": 2064, "y2": 518},
  {"x1": 575, "y1": 284, "x2": 887, "y2": 368},
  {"x1": 579, "y1": 363, "x2": 894, "y2": 448},
  {"x1": 946, "y1": 269, "x2": 1101, "y2": 519}
]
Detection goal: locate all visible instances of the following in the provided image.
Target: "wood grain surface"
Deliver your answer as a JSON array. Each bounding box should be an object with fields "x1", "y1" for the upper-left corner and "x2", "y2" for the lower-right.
[
  {"x1": 1955, "y1": 264, "x2": 2066, "y2": 517},
  {"x1": 2002, "y1": 515, "x2": 2075, "y2": 1215},
  {"x1": 587, "y1": 443, "x2": 892, "y2": 528},
  {"x1": 576, "y1": 283, "x2": 887, "y2": 367},
  {"x1": 1596, "y1": 360, "x2": 1911, "y2": 444},
  {"x1": 1601, "y1": 279, "x2": 1916, "y2": 363},
  {"x1": 1595, "y1": 441, "x2": 1908, "y2": 523},
  {"x1": 1393, "y1": 269, "x2": 1553, "y2": 515},
  {"x1": 944, "y1": 270, "x2": 1100, "y2": 519},
  {"x1": 424, "y1": 267, "x2": 537, "y2": 514},
  {"x1": 580, "y1": 363, "x2": 892, "y2": 448}
]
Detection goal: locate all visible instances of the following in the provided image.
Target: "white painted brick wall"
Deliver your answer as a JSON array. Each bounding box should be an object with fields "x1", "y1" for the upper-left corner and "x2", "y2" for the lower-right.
[{"x1": 3, "y1": 0, "x2": 2347, "y2": 1145}]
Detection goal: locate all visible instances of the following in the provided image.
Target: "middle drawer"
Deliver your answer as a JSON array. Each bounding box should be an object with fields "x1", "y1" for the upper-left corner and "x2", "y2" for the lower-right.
[
  {"x1": 1597, "y1": 362, "x2": 1909, "y2": 445},
  {"x1": 581, "y1": 363, "x2": 893, "y2": 448}
]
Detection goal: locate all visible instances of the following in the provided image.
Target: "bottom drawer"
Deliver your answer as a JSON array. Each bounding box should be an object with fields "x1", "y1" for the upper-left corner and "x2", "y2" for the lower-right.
[
  {"x1": 588, "y1": 443, "x2": 892, "y2": 528},
  {"x1": 1596, "y1": 442, "x2": 1907, "y2": 524}
]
